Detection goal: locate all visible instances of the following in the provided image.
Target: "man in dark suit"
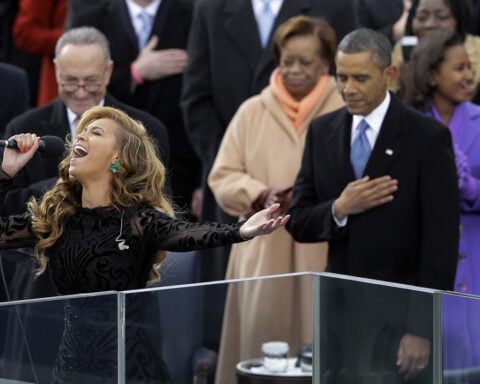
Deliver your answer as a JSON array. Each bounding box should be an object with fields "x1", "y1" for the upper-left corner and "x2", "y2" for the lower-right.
[
  {"x1": 287, "y1": 28, "x2": 459, "y2": 382},
  {"x1": 69, "y1": 0, "x2": 201, "y2": 217},
  {"x1": 0, "y1": 62, "x2": 29, "y2": 134},
  {"x1": 3, "y1": 26, "x2": 169, "y2": 216}
]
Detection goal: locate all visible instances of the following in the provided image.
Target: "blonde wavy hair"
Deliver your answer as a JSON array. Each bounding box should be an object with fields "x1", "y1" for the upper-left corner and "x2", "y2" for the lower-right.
[{"x1": 27, "y1": 106, "x2": 174, "y2": 286}]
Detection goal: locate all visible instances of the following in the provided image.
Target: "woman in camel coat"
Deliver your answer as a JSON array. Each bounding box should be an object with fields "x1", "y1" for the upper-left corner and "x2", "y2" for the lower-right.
[{"x1": 208, "y1": 16, "x2": 344, "y2": 384}]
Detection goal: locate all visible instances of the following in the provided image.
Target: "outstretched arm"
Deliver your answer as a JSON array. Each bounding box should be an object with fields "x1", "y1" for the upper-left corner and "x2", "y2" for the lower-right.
[
  {"x1": 239, "y1": 203, "x2": 290, "y2": 238},
  {"x1": 137, "y1": 204, "x2": 290, "y2": 252}
]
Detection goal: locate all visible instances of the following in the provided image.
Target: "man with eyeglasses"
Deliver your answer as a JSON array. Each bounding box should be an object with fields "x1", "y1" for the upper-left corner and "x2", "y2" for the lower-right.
[
  {"x1": 68, "y1": 0, "x2": 201, "y2": 221},
  {"x1": 2, "y1": 26, "x2": 170, "y2": 216}
]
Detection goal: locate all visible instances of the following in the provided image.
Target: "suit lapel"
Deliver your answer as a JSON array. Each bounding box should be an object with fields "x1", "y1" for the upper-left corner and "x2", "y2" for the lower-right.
[
  {"x1": 224, "y1": 0, "x2": 262, "y2": 72},
  {"x1": 118, "y1": 0, "x2": 139, "y2": 51},
  {"x1": 324, "y1": 109, "x2": 356, "y2": 183},
  {"x1": 41, "y1": 99, "x2": 71, "y2": 140},
  {"x1": 364, "y1": 96, "x2": 404, "y2": 178},
  {"x1": 150, "y1": 0, "x2": 172, "y2": 43},
  {"x1": 155, "y1": 0, "x2": 190, "y2": 49}
]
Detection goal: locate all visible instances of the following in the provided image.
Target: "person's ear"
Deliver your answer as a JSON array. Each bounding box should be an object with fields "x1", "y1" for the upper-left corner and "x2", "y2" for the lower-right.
[
  {"x1": 384, "y1": 65, "x2": 398, "y2": 86},
  {"x1": 53, "y1": 59, "x2": 62, "y2": 87},
  {"x1": 429, "y1": 70, "x2": 438, "y2": 88},
  {"x1": 104, "y1": 60, "x2": 114, "y2": 85}
]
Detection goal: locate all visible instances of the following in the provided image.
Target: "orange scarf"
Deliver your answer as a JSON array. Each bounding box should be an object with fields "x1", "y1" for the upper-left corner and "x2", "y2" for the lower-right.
[{"x1": 270, "y1": 68, "x2": 329, "y2": 131}]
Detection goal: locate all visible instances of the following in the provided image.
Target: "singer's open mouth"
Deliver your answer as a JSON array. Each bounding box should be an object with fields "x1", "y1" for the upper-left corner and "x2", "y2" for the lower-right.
[{"x1": 73, "y1": 145, "x2": 88, "y2": 158}]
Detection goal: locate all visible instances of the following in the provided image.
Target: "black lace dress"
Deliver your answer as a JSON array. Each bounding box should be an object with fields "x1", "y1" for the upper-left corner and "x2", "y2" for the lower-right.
[{"x1": 0, "y1": 179, "x2": 246, "y2": 383}]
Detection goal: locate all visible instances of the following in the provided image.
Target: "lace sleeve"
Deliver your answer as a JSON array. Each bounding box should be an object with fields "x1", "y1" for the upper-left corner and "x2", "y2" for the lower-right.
[{"x1": 133, "y1": 207, "x2": 247, "y2": 252}]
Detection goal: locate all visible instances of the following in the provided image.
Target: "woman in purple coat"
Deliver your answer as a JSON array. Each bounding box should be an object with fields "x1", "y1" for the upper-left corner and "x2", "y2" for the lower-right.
[{"x1": 399, "y1": 29, "x2": 480, "y2": 376}]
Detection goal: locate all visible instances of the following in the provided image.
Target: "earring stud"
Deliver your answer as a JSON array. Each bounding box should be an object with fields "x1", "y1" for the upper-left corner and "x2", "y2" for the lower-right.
[{"x1": 109, "y1": 159, "x2": 120, "y2": 174}]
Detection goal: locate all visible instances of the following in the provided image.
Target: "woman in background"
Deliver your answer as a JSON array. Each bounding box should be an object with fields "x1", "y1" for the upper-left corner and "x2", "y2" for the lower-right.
[
  {"x1": 209, "y1": 15, "x2": 344, "y2": 384},
  {"x1": 399, "y1": 29, "x2": 480, "y2": 376},
  {"x1": 391, "y1": 0, "x2": 480, "y2": 98}
]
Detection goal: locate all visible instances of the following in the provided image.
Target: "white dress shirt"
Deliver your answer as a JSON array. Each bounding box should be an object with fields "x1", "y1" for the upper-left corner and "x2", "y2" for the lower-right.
[
  {"x1": 350, "y1": 91, "x2": 391, "y2": 148},
  {"x1": 67, "y1": 99, "x2": 105, "y2": 139},
  {"x1": 251, "y1": 0, "x2": 283, "y2": 20}
]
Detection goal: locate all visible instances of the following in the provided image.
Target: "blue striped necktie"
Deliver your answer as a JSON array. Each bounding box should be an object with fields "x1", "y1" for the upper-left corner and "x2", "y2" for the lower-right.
[
  {"x1": 137, "y1": 10, "x2": 153, "y2": 49},
  {"x1": 350, "y1": 119, "x2": 371, "y2": 178},
  {"x1": 257, "y1": 0, "x2": 274, "y2": 48}
]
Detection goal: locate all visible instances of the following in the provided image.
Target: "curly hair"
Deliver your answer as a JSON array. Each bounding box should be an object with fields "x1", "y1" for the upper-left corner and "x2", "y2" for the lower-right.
[
  {"x1": 398, "y1": 29, "x2": 464, "y2": 110},
  {"x1": 27, "y1": 106, "x2": 174, "y2": 285}
]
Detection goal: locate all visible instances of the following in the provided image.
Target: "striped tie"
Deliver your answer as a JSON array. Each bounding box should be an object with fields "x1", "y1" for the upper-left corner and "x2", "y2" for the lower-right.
[
  {"x1": 137, "y1": 10, "x2": 153, "y2": 49},
  {"x1": 257, "y1": 0, "x2": 274, "y2": 48},
  {"x1": 350, "y1": 119, "x2": 371, "y2": 178}
]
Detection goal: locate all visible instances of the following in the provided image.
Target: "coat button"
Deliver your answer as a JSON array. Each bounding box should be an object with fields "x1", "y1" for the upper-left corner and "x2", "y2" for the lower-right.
[{"x1": 458, "y1": 282, "x2": 468, "y2": 292}]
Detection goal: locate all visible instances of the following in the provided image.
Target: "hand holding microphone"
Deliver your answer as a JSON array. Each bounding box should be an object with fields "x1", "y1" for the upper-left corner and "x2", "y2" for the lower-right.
[
  {"x1": 1, "y1": 134, "x2": 64, "y2": 178},
  {"x1": 0, "y1": 135, "x2": 64, "y2": 158}
]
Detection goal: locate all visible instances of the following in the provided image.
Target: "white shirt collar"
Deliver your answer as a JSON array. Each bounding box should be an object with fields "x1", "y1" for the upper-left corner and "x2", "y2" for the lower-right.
[
  {"x1": 125, "y1": 0, "x2": 161, "y2": 21},
  {"x1": 251, "y1": 0, "x2": 283, "y2": 18},
  {"x1": 67, "y1": 108, "x2": 78, "y2": 128},
  {"x1": 67, "y1": 99, "x2": 105, "y2": 138},
  {"x1": 351, "y1": 92, "x2": 391, "y2": 145}
]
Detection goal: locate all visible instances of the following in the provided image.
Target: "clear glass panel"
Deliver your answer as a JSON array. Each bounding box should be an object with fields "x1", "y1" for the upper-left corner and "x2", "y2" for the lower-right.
[
  {"x1": 315, "y1": 273, "x2": 436, "y2": 384},
  {"x1": 2, "y1": 271, "x2": 464, "y2": 384},
  {"x1": 124, "y1": 273, "x2": 314, "y2": 384},
  {"x1": 442, "y1": 292, "x2": 480, "y2": 383},
  {"x1": 0, "y1": 292, "x2": 118, "y2": 383}
]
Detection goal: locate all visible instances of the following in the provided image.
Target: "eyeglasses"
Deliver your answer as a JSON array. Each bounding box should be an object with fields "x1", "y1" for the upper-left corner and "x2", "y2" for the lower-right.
[
  {"x1": 59, "y1": 70, "x2": 106, "y2": 93},
  {"x1": 60, "y1": 80, "x2": 103, "y2": 93}
]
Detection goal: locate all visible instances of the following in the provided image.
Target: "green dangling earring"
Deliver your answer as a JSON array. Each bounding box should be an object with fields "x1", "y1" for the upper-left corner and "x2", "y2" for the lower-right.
[{"x1": 109, "y1": 159, "x2": 120, "y2": 174}]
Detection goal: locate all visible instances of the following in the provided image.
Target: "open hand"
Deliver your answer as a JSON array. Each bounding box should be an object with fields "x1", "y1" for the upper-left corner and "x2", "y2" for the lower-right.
[
  {"x1": 134, "y1": 36, "x2": 188, "y2": 81},
  {"x1": 239, "y1": 203, "x2": 290, "y2": 238},
  {"x1": 2, "y1": 133, "x2": 40, "y2": 178}
]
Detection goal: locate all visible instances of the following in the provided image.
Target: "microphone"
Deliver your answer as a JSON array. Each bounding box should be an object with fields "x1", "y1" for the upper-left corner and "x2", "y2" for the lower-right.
[{"x1": 0, "y1": 135, "x2": 65, "y2": 159}]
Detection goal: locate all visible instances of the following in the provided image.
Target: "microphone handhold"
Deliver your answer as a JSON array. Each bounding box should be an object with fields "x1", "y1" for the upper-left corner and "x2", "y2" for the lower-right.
[{"x1": 0, "y1": 136, "x2": 65, "y2": 159}]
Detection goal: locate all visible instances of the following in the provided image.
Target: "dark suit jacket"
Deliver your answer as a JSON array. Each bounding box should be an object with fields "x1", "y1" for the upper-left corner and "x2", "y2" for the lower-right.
[
  {"x1": 287, "y1": 94, "x2": 459, "y2": 291},
  {"x1": 2, "y1": 93, "x2": 169, "y2": 215},
  {"x1": 70, "y1": 0, "x2": 201, "y2": 210},
  {"x1": 354, "y1": 0, "x2": 404, "y2": 43},
  {"x1": 0, "y1": 62, "x2": 29, "y2": 133}
]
